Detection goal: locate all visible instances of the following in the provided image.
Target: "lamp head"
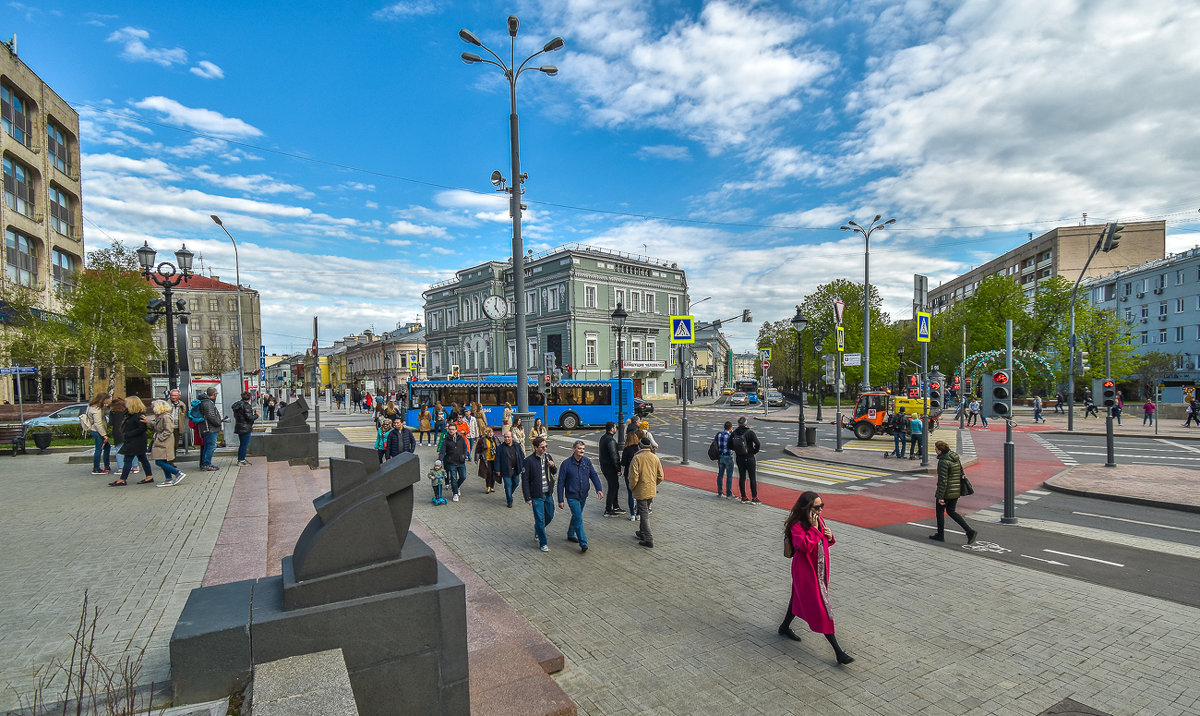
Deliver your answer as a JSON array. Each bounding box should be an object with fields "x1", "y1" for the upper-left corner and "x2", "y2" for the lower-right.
[
  {"x1": 136, "y1": 241, "x2": 156, "y2": 272},
  {"x1": 490, "y1": 170, "x2": 505, "y2": 187},
  {"x1": 458, "y1": 28, "x2": 482, "y2": 46},
  {"x1": 883, "y1": 217, "x2": 897, "y2": 226},
  {"x1": 872, "y1": 214, "x2": 881, "y2": 223},
  {"x1": 507, "y1": 15, "x2": 519, "y2": 37},
  {"x1": 538, "y1": 65, "x2": 558, "y2": 76},
  {"x1": 790, "y1": 306, "x2": 807, "y2": 333},
  {"x1": 210, "y1": 214, "x2": 223, "y2": 226},
  {"x1": 611, "y1": 302, "x2": 628, "y2": 328},
  {"x1": 175, "y1": 244, "x2": 195, "y2": 274},
  {"x1": 543, "y1": 36, "x2": 564, "y2": 52},
  {"x1": 839, "y1": 225, "x2": 851, "y2": 231},
  {"x1": 461, "y1": 52, "x2": 482, "y2": 64}
]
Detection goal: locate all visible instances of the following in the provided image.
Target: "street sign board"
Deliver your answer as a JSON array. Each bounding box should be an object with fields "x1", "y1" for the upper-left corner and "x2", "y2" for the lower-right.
[
  {"x1": 408, "y1": 355, "x2": 419, "y2": 370},
  {"x1": 762, "y1": 360, "x2": 770, "y2": 371},
  {"x1": 834, "y1": 299, "x2": 845, "y2": 325},
  {"x1": 670, "y1": 315, "x2": 695, "y2": 344},
  {"x1": 759, "y1": 348, "x2": 771, "y2": 361},
  {"x1": 843, "y1": 353, "x2": 862, "y2": 367},
  {"x1": 259, "y1": 345, "x2": 267, "y2": 358},
  {"x1": 916, "y1": 311, "x2": 931, "y2": 343},
  {"x1": 836, "y1": 326, "x2": 845, "y2": 352},
  {"x1": 0, "y1": 366, "x2": 37, "y2": 375}
]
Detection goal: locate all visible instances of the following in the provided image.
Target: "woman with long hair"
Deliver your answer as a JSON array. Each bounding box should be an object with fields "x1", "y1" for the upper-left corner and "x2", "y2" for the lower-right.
[
  {"x1": 150, "y1": 399, "x2": 186, "y2": 487},
  {"x1": 109, "y1": 396, "x2": 153, "y2": 486},
  {"x1": 529, "y1": 417, "x2": 548, "y2": 453},
  {"x1": 418, "y1": 404, "x2": 433, "y2": 445},
  {"x1": 108, "y1": 395, "x2": 132, "y2": 476},
  {"x1": 83, "y1": 392, "x2": 112, "y2": 475},
  {"x1": 511, "y1": 418, "x2": 525, "y2": 455},
  {"x1": 779, "y1": 491, "x2": 854, "y2": 665}
]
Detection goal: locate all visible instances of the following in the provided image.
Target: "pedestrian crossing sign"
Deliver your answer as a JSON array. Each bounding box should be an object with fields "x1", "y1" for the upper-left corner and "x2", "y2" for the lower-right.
[
  {"x1": 670, "y1": 315, "x2": 695, "y2": 344},
  {"x1": 759, "y1": 348, "x2": 771, "y2": 361},
  {"x1": 836, "y1": 326, "x2": 845, "y2": 352},
  {"x1": 916, "y1": 311, "x2": 931, "y2": 343}
]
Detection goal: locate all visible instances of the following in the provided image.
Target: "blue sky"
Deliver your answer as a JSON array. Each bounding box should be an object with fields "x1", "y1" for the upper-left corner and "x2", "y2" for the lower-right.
[{"x1": 8, "y1": 0, "x2": 1200, "y2": 353}]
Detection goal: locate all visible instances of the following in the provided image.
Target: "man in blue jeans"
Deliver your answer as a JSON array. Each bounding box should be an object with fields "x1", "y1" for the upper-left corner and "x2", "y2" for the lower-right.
[
  {"x1": 908, "y1": 412, "x2": 925, "y2": 460},
  {"x1": 715, "y1": 421, "x2": 735, "y2": 497},
  {"x1": 522, "y1": 437, "x2": 556, "y2": 552},
  {"x1": 437, "y1": 422, "x2": 470, "y2": 502},
  {"x1": 890, "y1": 408, "x2": 908, "y2": 458},
  {"x1": 557, "y1": 439, "x2": 604, "y2": 553},
  {"x1": 198, "y1": 388, "x2": 223, "y2": 471}
]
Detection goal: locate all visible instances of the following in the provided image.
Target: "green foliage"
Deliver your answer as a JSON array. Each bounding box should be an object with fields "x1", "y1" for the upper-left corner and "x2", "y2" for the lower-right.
[{"x1": 1132, "y1": 352, "x2": 1178, "y2": 397}]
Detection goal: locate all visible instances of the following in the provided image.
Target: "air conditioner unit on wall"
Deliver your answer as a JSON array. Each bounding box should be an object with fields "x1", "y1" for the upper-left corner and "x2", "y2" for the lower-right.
[
  {"x1": 1154, "y1": 288, "x2": 1164, "y2": 295},
  {"x1": 1159, "y1": 315, "x2": 1168, "y2": 321},
  {"x1": 1119, "y1": 296, "x2": 1128, "y2": 302},
  {"x1": 1141, "y1": 318, "x2": 1148, "y2": 324},
  {"x1": 1136, "y1": 292, "x2": 1145, "y2": 298}
]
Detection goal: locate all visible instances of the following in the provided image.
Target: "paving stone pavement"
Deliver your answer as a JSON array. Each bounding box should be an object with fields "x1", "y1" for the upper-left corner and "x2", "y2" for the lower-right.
[
  {"x1": 0, "y1": 452, "x2": 239, "y2": 712},
  {"x1": 407, "y1": 441, "x2": 1200, "y2": 716}
]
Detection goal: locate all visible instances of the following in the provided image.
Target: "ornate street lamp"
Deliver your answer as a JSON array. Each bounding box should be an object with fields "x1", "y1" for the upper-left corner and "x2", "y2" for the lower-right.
[
  {"x1": 791, "y1": 306, "x2": 808, "y2": 447},
  {"x1": 814, "y1": 336, "x2": 824, "y2": 422},
  {"x1": 138, "y1": 241, "x2": 194, "y2": 391},
  {"x1": 897, "y1": 345, "x2": 906, "y2": 397},
  {"x1": 612, "y1": 302, "x2": 628, "y2": 444}
]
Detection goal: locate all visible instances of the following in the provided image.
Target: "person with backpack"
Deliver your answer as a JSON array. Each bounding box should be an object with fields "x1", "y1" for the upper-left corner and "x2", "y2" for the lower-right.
[
  {"x1": 730, "y1": 416, "x2": 762, "y2": 504},
  {"x1": 710, "y1": 421, "x2": 736, "y2": 498},
  {"x1": 231, "y1": 391, "x2": 258, "y2": 466},
  {"x1": 197, "y1": 387, "x2": 224, "y2": 471},
  {"x1": 889, "y1": 408, "x2": 908, "y2": 458}
]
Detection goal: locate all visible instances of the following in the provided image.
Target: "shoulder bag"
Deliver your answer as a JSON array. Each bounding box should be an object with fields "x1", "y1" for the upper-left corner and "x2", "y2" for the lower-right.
[{"x1": 959, "y1": 473, "x2": 975, "y2": 496}]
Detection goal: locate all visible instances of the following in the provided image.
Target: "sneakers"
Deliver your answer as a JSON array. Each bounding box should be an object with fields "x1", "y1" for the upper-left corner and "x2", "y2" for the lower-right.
[
  {"x1": 580, "y1": 544, "x2": 588, "y2": 553},
  {"x1": 751, "y1": 498, "x2": 762, "y2": 505},
  {"x1": 966, "y1": 529, "x2": 978, "y2": 545},
  {"x1": 638, "y1": 540, "x2": 654, "y2": 548},
  {"x1": 540, "y1": 545, "x2": 550, "y2": 552},
  {"x1": 567, "y1": 536, "x2": 580, "y2": 543},
  {"x1": 612, "y1": 508, "x2": 627, "y2": 515},
  {"x1": 603, "y1": 511, "x2": 616, "y2": 517},
  {"x1": 91, "y1": 469, "x2": 111, "y2": 475},
  {"x1": 928, "y1": 533, "x2": 945, "y2": 541},
  {"x1": 452, "y1": 494, "x2": 460, "y2": 502},
  {"x1": 741, "y1": 498, "x2": 750, "y2": 504},
  {"x1": 237, "y1": 460, "x2": 251, "y2": 466}
]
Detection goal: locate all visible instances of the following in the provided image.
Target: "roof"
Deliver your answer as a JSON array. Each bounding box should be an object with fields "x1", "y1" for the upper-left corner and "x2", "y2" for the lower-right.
[{"x1": 141, "y1": 274, "x2": 256, "y2": 293}]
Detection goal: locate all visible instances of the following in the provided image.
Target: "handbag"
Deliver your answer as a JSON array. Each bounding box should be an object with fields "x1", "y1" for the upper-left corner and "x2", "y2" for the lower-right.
[{"x1": 960, "y1": 474, "x2": 975, "y2": 496}]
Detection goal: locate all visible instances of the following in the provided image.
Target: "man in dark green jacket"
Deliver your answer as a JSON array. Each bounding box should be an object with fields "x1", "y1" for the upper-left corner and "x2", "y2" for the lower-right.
[{"x1": 931, "y1": 440, "x2": 977, "y2": 544}]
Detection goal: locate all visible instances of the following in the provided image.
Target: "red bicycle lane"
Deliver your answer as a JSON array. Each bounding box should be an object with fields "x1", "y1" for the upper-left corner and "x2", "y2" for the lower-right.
[{"x1": 664, "y1": 427, "x2": 1068, "y2": 529}]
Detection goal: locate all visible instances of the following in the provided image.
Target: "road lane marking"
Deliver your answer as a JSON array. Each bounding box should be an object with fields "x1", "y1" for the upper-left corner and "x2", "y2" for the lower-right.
[
  {"x1": 1022, "y1": 554, "x2": 1067, "y2": 566},
  {"x1": 1154, "y1": 439, "x2": 1200, "y2": 454},
  {"x1": 1028, "y1": 489, "x2": 1051, "y2": 495},
  {"x1": 1042, "y1": 549, "x2": 1124, "y2": 567},
  {"x1": 1071, "y1": 511, "x2": 1200, "y2": 534}
]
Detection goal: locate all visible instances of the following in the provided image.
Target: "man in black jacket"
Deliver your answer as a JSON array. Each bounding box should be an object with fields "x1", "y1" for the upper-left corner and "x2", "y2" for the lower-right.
[
  {"x1": 521, "y1": 436, "x2": 556, "y2": 552},
  {"x1": 598, "y1": 422, "x2": 624, "y2": 516},
  {"x1": 397, "y1": 419, "x2": 417, "y2": 454},
  {"x1": 199, "y1": 388, "x2": 223, "y2": 471},
  {"x1": 231, "y1": 391, "x2": 258, "y2": 466},
  {"x1": 731, "y1": 416, "x2": 762, "y2": 504},
  {"x1": 496, "y1": 430, "x2": 525, "y2": 508},
  {"x1": 438, "y1": 423, "x2": 469, "y2": 502}
]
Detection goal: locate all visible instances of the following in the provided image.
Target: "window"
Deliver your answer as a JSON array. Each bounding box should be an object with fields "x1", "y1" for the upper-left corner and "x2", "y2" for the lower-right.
[
  {"x1": 47, "y1": 121, "x2": 72, "y2": 175},
  {"x1": 527, "y1": 338, "x2": 538, "y2": 368},
  {"x1": 629, "y1": 292, "x2": 640, "y2": 312},
  {"x1": 1, "y1": 83, "x2": 32, "y2": 146},
  {"x1": 615, "y1": 288, "x2": 626, "y2": 309},
  {"x1": 228, "y1": 298, "x2": 237, "y2": 311},
  {"x1": 191, "y1": 335, "x2": 202, "y2": 349},
  {"x1": 525, "y1": 291, "x2": 537, "y2": 314},
  {"x1": 584, "y1": 285, "x2": 597, "y2": 308},
  {"x1": 1178, "y1": 270, "x2": 1186, "y2": 286},
  {"x1": 647, "y1": 339, "x2": 656, "y2": 361},
  {"x1": 1124, "y1": 309, "x2": 1133, "y2": 322},
  {"x1": 210, "y1": 335, "x2": 223, "y2": 348},
  {"x1": 4, "y1": 229, "x2": 37, "y2": 287},
  {"x1": 51, "y1": 249, "x2": 77, "y2": 293},
  {"x1": 209, "y1": 299, "x2": 219, "y2": 311},
  {"x1": 3, "y1": 155, "x2": 35, "y2": 217},
  {"x1": 1177, "y1": 298, "x2": 1186, "y2": 313},
  {"x1": 548, "y1": 286, "x2": 560, "y2": 311},
  {"x1": 48, "y1": 186, "x2": 75, "y2": 237},
  {"x1": 1158, "y1": 274, "x2": 1167, "y2": 290},
  {"x1": 209, "y1": 318, "x2": 220, "y2": 330},
  {"x1": 1124, "y1": 282, "x2": 1132, "y2": 296},
  {"x1": 507, "y1": 341, "x2": 516, "y2": 371},
  {"x1": 645, "y1": 293, "x2": 655, "y2": 313},
  {"x1": 669, "y1": 295, "x2": 678, "y2": 314},
  {"x1": 631, "y1": 339, "x2": 641, "y2": 360},
  {"x1": 189, "y1": 299, "x2": 199, "y2": 311},
  {"x1": 1159, "y1": 329, "x2": 1168, "y2": 343},
  {"x1": 1177, "y1": 326, "x2": 1185, "y2": 342},
  {"x1": 1141, "y1": 305, "x2": 1149, "y2": 318},
  {"x1": 1160, "y1": 302, "x2": 1168, "y2": 316},
  {"x1": 192, "y1": 357, "x2": 204, "y2": 371},
  {"x1": 585, "y1": 334, "x2": 598, "y2": 366},
  {"x1": 1140, "y1": 331, "x2": 1148, "y2": 345},
  {"x1": 432, "y1": 350, "x2": 442, "y2": 373}
]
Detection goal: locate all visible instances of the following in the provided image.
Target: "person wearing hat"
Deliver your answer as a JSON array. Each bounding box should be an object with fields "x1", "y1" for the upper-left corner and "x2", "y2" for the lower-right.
[
  {"x1": 730, "y1": 416, "x2": 762, "y2": 504},
  {"x1": 639, "y1": 421, "x2": 659, "y2": 452},
  {"x1": 628, "y1": 435, "x2": 664, "y2": 547}
]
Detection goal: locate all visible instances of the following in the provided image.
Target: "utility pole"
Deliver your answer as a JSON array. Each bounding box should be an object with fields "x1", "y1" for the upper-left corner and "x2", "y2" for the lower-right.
[{"x1": 1002, "y1": 320, "x2": 1016, "y2": 525}]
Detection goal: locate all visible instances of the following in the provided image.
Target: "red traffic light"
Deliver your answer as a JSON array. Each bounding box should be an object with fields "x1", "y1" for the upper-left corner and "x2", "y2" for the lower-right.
[
  {"x1": 930, "y1": 382, "x2": 940, "y2": 391},
  {"x1": 991, "y1": 371, "x2": 1009, "y2": 385},
  {"x1": 1103, "y1": 379, "x2": 1115, "y2": 388},
  {"x1": 909, "y1": 374, "x2": 919, "y2": 386}
]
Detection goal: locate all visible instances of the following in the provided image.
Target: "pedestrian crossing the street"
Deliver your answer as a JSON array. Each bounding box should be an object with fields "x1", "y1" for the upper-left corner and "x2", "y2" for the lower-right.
[{"x1": 755, "y1": 457, "x2": 892, "y2": 487}]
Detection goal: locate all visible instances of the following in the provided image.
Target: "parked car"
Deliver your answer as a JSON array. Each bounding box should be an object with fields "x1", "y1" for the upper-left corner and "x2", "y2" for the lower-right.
[
  {"x1": 766, "y1": 390, "x2": 786, "y2": 407},
  {"x1": 633, "y1": 397, "x2": 654, "y2": 417},
  {"x1": 23, "y1": 402, "x2": 87, "y2": 434},
  {"x1": 729, "y1": 391, "x2": 749, "y2": 406}
]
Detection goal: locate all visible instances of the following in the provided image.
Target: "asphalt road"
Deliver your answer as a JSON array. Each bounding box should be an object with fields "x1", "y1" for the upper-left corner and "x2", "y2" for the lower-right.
[{"x1": 1034, "y1": 432, "x2": 1200, "y2": 467}]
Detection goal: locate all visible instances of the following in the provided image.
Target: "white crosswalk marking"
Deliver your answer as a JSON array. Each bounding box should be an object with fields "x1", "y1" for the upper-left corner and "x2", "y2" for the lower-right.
[
  {"x1": 338, "y1": 426, "x2": 378, "y2": 442},
  {"x1": 755, "y1": 457, "x2": 891, "y2": 486},
  {"x1": 1030, "y1": 434, "x2": 1078, "y2": 465}
]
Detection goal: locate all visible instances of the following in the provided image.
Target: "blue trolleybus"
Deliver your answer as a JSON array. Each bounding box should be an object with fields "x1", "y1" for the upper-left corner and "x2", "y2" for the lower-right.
[
  {"x1": 404, "y1": 376, "x2": 635, "y2": 430},
  {"x1": 733, "y1": 378, "x2": 760, "y2": 404}
]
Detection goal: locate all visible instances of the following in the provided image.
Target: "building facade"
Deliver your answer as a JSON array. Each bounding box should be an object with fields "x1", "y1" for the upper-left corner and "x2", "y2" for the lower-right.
[
  {"x1": 732, "y1": 353, "x2": 757, "y2": 382},
  {"x1": 692, "y1": 324, "x2": 732, "y2": 394},
  {"x1": 146, "y1": 275, "x2": 262, "y2": 382},
  {"x1": 423, "y1": 244, "x2": 690, "y2": 398},
  {"x1": 341, "y1": 323, "x2": 426, "y2": 396},
  {"x1": 2, "y1": 41, "x2": 84, "y2": 402},
  {"x1": 929, "y1": 221, "x2": 1165, "y2": 314},
  {"x1": 1084, "y1": 246, "x2": 1200, "y2": 400}
]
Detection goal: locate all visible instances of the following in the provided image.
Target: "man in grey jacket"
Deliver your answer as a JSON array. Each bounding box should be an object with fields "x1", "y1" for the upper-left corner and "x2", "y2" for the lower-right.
[{"x1": 199, "y1": 387, "x2": 223, "y2": 471}]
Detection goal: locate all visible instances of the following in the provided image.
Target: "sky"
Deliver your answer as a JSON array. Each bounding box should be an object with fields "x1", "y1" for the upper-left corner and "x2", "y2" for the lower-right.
[{"x1": 7, "y1": 0, "x2": 1200, "y2": 354}]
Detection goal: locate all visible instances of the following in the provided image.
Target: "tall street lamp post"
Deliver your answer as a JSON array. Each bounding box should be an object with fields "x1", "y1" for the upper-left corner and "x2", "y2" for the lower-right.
[
  {"x1": 459, "y1": 16, "x2": 563, "y2": 423},
  {"x1": 840, "y1": 215, "x2": 896, "y2": 389},
  {"x1": 897, "y1": 345, "x2": 906, "y2": 396},
  {"x1": 791, "y1": 307, "x2": 807, "y2": 447},
  {"x1": 814, "y1": 337, "x2": 824, "y2": 422},
  {"x1": 209, "y1": 215, "x2": 245, "y2": 389},
  {"x1": 612, "y1": 303, "x2": 628, "y2": 445},
  {"x1": 137, "y1": 241, "x2": 194, "y2": 392}
]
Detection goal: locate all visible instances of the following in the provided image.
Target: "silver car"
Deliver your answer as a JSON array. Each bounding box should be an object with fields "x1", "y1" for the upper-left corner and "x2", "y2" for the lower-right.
[
  {"x1": 766, "y1": 391, "x2": 786, "y2": 407},
  {"x1": 729, "y1": 391, "x2": 749, "y2": 406}
]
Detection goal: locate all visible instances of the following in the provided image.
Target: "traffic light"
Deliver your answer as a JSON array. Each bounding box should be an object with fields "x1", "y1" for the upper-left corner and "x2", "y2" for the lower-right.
[
  {"x1": 928, "y1": 371, "x2": 944, "y2": 413},
  {"x1": 1095, "y1": 377, "x2": 1117, "y2": 408},
  {"x1": 984, "y1": 369, "x2": 1012, "y2": 419},
  {"x1": 451, "y1": 364, "x2": 460, "y2": 379},
  {"x1": 1078, "y1": 350, "x2": 1090, "y2": 375},
  {"x1": 552, "y1": 369, "x2": 563, "y2": 386},
  {"x1": 1102, "y1": 223, "x2": 1124, "y2": 253},
  {"x1": 542, "y1": 374, "x2": 552, "y2": 395}
]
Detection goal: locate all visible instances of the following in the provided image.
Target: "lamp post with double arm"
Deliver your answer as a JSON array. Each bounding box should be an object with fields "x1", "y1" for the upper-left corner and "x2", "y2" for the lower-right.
[
  {"x1": 840, "y1": 215, "x2": 896, "y2": 389},
  {"x1": 137, "y1": 242, "x2": 194, "y2": 392},
  {"x1": 612, "y1": 303, "x2": 628, "y2": 445}
]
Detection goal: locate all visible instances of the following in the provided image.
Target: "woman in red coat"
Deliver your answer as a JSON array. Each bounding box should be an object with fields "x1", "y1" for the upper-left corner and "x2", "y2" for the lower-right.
[{"x1": 779, "y1": 491, "x2": 854, "y2": 665}]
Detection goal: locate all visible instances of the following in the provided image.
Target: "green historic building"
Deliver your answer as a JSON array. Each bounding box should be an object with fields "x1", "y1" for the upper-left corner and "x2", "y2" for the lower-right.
[{"x1": 423, "y1": 244, "x2": 691, "y2": 398}]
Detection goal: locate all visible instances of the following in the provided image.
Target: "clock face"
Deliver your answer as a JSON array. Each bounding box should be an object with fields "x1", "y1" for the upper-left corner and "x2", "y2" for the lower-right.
[{"x1": 482, "y1": 295, "x2": 508, "y2": 319}]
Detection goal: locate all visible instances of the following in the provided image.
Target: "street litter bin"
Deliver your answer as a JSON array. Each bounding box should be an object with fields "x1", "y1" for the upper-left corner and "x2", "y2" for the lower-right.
[{"x1": 805, "y1": 427, "x2": 817, "y2": 446}]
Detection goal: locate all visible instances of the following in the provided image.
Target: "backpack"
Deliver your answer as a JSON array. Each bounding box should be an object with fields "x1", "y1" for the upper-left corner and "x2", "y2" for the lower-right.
[
  {"x1": 728, "y1": 432, "x2": 747, "y2": 457},
  {"x1": 707, "y1": 435, "x2": 720, "y2": 461},
  {"x1": 188, "y1": 399, "x2": 204, "y2": 426}
]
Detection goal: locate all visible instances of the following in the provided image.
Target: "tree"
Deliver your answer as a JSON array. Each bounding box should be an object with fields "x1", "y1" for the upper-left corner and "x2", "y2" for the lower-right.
[
  {"x1": 0, "y1": 284, "x2": 78, "y2": 401},
  {"x1": 1132, "y1": 351, "x2": 1177, "y2": 399}
]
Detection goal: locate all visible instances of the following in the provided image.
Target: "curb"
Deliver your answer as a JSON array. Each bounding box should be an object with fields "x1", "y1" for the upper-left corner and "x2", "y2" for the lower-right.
[
  {"x1": 1038, "y1": 429, "x2": 1200, "y2": 441},
  {"x1": 1041, "y1": 480, "x2": 1200, "y2": 515}
]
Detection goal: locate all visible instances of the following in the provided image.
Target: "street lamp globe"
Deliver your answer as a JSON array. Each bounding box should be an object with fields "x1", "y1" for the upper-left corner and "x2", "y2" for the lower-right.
[
  {"x1": 611, "y1": 303, "x2": 628, "y2": 328},
  {"x1": 790, "y1": 307, "x2": 807, "y2": 333},
  {"x1": 136, "y1": 241, "x2": 156, "y2": 272},
  {"x1": 175, "y1": 244, "x2": 195, "y2": 274}
]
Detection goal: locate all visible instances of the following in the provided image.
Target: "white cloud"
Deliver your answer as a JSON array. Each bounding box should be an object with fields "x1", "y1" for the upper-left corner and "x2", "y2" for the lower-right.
[
  {"x1": 82, "y1": 153, "x2": 178, "y2": 179},
  {"x1": 387, "y1": 220, "x2": 449, "y2": 238},
  {"x1": 373, "y1": 1, "x2": 436, "y2": 20},
  {"x1": 636, "y1": 145, "x2": 691, "y2": 161},
  {"x1": 189, "y1": 60, "x2": 224, "y2": 79},
  {"x1": 133, "y1": 96, "x2": 263, "y2": 138},
  {"x1": 191, "y1": 166, "x2": 307, "y2": 196},
  {"x1": 106, "y1": 27, "x2": 187, "y2": 67}
]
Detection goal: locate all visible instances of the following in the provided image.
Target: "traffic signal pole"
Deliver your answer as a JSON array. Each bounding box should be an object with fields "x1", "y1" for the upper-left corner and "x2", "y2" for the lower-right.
[
  {"x1": 921, "y1": 340, "x2": 929, "y2": 467},
  {"x1": 1105, "y1": 341, "x2": 1116, "y2": 467},
  {"x1": 679, "y1": 346, "x2": 689, "y2": 466},
  {"x1": 1002, "y1": 320, "x2": 1016, "y2": 525}
]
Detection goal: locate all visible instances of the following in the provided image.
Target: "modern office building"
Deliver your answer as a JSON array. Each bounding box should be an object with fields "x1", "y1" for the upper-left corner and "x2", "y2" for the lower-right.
[
  {"x1": 423, "y1": 244, "x2": 690, "y2": 398},
  {"x1": 146, "y1": 274, "x2": 262, "y2": 383},
  {"x1": 929, "y1": 220, "x2": 1165, "y2": 314},
  {"x1": 1, "y1": 40, "x2": 84, "y2": 402},
  {"x1": 1084, "y1": 245, "x2": 1200, "y2": 400}
]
